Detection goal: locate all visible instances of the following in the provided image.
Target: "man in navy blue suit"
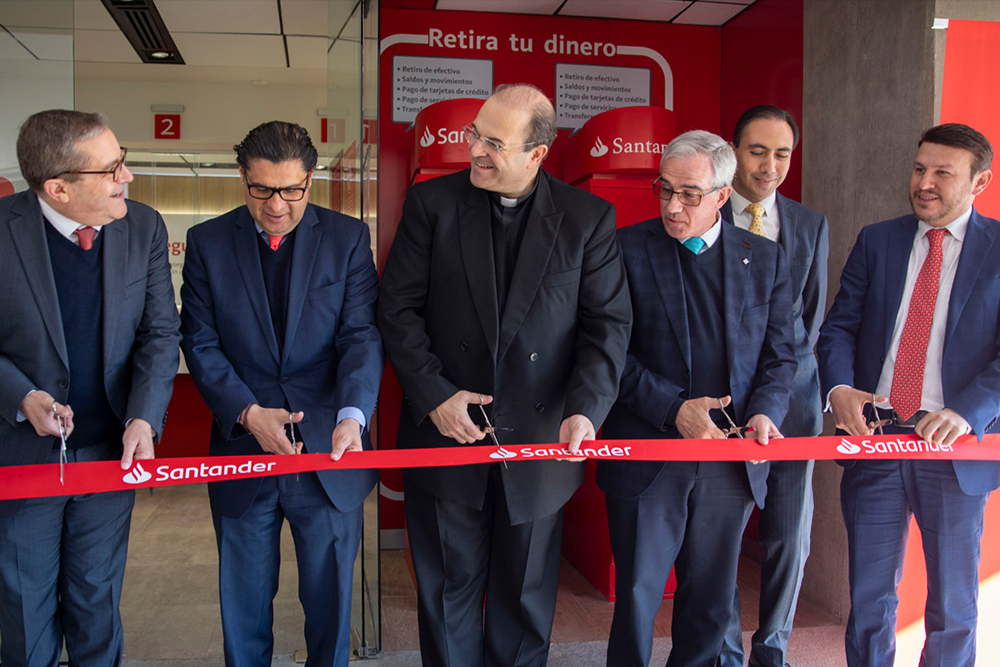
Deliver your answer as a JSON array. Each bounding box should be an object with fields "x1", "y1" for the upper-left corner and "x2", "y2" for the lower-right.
[
  {"x1": 818, "y1": 123, "x2": 1000, "y2": 667},
  {"x1": 180, "y1": 121, "x2": 383, "y2": 667},
  {"x1": 597, "y1": 130, "x2": 795, "y2": 667},
  {"x1": 719, "y1": 106, "x2": 829, "y2": 667},
  {"x1": 0, "y1": 110, "x2": 180, "y2": 667}
]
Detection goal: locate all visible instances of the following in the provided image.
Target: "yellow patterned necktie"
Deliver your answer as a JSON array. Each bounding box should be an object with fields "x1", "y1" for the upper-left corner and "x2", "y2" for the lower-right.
[{"x1": 746, "y1": 202, "x2": 766, "y2": 237}]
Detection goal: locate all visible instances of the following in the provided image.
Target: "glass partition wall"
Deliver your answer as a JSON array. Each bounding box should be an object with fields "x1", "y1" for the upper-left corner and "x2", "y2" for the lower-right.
[{"x1": 0, "y1": 0, "x2": 379, "y2": 660}]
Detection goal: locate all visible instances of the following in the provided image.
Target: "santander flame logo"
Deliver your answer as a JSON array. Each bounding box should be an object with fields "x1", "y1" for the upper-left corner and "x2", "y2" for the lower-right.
[
  {"x1": 123, "y1": 462, "x2": 153, "y2": 484},
  {"x1": 420, "y1": 127, "x2": 435, "y2": 148},
  {"x1": 590, "y1": 136, "x2": 609, "y2": 158},
  {"x1": 837, "y1": 439, "x2": 861, "y2": 455},
  {"x1": 489, "y1": 447, "x2": 517, "y2": 460}
]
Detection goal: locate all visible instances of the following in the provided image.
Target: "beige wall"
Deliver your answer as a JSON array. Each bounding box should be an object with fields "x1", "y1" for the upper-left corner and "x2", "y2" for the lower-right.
[{"x1": 801, "y1": 0, "x2": 937, "y2": 621}]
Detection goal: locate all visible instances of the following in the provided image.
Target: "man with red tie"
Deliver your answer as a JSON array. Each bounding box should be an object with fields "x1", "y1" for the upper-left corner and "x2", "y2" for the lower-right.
[
  {"x1": 818, "y1": 123, "x2": 1000, "y2": 667},
  {"x1": 180, "y1": 121, "x2": 382, "y2": 667},
  {"x1": 0, "y1": 110, "x2": 180, "y2": 667}
]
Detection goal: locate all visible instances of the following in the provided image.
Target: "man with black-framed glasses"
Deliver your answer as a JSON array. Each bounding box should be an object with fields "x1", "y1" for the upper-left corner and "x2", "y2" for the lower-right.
[
  {"x1": 0, "y1": 109, "x2": 180, "y2": 667},
  {"x1": 180, "y1": 120, "x2": 382, "y2": 667},
  {"x1": 379, "y1": 83, "x2": 632, "y2": 667},
  {"x1": 597, "y1": 130, "x2": 795, "y2": 667}
]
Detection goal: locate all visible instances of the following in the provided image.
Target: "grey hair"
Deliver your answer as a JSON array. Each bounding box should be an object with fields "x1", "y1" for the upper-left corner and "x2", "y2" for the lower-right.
[
  {"x1": 660, "y1": 130, "x2": 737, "y2": 190},
  {"x1": 17, "y1": 110, "x2": 110, "y2": 191}
]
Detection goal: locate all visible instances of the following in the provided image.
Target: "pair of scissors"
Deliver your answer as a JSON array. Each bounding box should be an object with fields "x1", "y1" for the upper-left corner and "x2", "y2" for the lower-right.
[
  {"x1": 717, "y1": 398, "x2": 747, "y2": 439},
  {"x1": 868, "y1": 395, "x2": 889, "y2": 435},
  {"x1": 53, "y1": 401, "x2": 68, "y2": 485},
  {"x1": 478, "y1": 394, "x2": 512, "y2": 468}
]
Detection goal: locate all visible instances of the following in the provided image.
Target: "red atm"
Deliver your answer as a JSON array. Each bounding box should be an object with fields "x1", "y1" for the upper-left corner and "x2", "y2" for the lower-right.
[{"x1": 561, "y1": 105, "x2": 679, "y2": 601}]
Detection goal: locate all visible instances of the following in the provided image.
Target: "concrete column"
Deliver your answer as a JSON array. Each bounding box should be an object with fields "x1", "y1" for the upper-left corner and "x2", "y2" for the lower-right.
[{"x1": 800, "y1": 0, "x2": 936, "y2": 621}]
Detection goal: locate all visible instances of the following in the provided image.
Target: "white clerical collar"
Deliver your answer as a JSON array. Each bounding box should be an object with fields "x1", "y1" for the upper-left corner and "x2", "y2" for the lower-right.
[{"x1": 37, "y1": 195, "x2": 98, "y2": 242}]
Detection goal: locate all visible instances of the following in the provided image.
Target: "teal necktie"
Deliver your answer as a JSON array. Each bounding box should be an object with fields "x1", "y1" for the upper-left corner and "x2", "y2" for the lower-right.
[{"x1": 682, "y1": 237, "x2": 706, "y2": 254}]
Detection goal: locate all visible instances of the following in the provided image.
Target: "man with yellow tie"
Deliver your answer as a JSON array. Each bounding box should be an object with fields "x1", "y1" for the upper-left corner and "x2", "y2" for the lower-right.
[{"x1": 719, "y1": 105, "x2": 829, "y2": 667}]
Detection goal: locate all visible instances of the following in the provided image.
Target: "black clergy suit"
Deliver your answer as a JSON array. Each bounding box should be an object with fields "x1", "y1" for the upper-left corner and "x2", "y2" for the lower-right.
[
  {"x1": 0, "y1": 191, "x2": 180, "y2": 667},
  {"x1": 597, "y1": 218, "x2": 795, "y2": 667},
  {"x1": 378, "y1": 168, "x2": 632, "y2": 667}
]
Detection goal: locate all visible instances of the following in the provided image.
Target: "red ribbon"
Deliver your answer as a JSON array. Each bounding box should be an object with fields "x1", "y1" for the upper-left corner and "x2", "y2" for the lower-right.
[{"x1": 2, "y1": 433, "x2": 997, "y2": 501}]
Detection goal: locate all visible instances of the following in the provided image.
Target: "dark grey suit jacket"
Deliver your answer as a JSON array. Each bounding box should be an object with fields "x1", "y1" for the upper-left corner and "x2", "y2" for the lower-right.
[
  {"x1": 598, "y1": 219, "x2": 796, "y2": 507},
  {"x1": 723, "y1": 193, "x2": 829, "y2": 436},
  {"x1": 378, "y1": 169, "x2": 633, "y2": 525},
  {"x1": 0, "y1": 191, "x2": 180, "y2": 510}
]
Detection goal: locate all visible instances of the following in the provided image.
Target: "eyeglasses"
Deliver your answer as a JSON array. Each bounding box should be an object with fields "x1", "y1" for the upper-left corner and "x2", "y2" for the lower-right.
[
  {"x1": 463, "y1": 125, "x2": 537, "y2": 155},
  {"x1": 652, "y1": 177, "x2": 720, "y2": 206},
  {"x1": 57, "y1": 147, "x2": 128, "y2": 182},
  {"x1": 244, "y1": 176, "x2": 310, "y2": 202}
]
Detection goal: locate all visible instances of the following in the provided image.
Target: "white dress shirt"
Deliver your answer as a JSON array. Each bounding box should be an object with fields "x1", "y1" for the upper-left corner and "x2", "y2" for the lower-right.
[
  {"x1": 729, "y1": 189, "x2": 780, "y2": 242},
  {"x1": 875, "y1": 208, "x2": 972, "y2": 412},
  {"x1": 682, "y1": 215, "x2": 723, "y2": 249},
  {"x1": 38, "y1": 197, "x2": 100, "y2": 245}
]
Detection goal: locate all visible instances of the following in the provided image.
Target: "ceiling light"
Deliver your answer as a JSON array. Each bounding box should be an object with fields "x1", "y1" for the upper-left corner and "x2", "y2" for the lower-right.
[{"x1": 150, "y1": 51, "x2": 172, "y2": 59}]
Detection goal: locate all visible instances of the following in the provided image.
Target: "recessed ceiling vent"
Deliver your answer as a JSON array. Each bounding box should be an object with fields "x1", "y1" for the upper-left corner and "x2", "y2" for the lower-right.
[{"x1": 100, "y1": 0, "x2": 185, "y2": 64}]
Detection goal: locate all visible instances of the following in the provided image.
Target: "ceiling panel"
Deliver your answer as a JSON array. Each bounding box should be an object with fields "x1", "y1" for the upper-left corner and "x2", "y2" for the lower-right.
[
  {"x1": 328, "y1": 39, "x2": 359, "y2": 75},
  {"x1": 560, "y1": 0, "x2": 691, "y2": 22},
  {"x1": 74, "y1": 28, "x2": 142, "y2": 63},
  {"x1": 10, "y1": 29, "x2": 73, "y2": 61},
  {"x1": 282, "y1": 0, "x2": 331, "y2": 37},
  {"x1": 286, "y1": 36, "x2": 331, "y2": 70},
  {"x1": 0, "y1": 30, "x2": 37, "y2": 60},
  {"x1": 0, "y1": 0, "x2": 74, "y2": 30},
  {"x1": 171, "y1": 33, "x2": 286, "y2": 68},
  {"x1": 672, "y1": 1, "x2": 747, "y2": 25},
  {"x1": 436, "y1": 0, "x2": 566, "y2": 15},
  {"x1": 73, "y1": 0, "x2": 118, "y2": 31},
  {"x1": 155, "y1": 0, "x2": 280, "y2": 35}
]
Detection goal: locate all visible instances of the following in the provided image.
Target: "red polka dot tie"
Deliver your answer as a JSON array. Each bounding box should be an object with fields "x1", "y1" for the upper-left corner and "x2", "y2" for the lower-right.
[
  {"x1": 890, "y1": 228, "x2": 947, "y2": 421},
  {"x1": 268, "y1": 235, "x2": 282, "y2": 251}
]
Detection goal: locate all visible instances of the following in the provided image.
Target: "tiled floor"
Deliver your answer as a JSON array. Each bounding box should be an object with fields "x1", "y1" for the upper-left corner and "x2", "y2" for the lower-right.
[{"x1": 119, "y1": 483, "x2": 845, "y2": 666}]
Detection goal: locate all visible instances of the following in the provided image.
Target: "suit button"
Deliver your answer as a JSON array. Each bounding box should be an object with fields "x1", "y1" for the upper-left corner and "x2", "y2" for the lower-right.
[
  {"x1": 685, "y1": 371, "x2": 691, "y2": 380},
  {"x1": 460, "y1": 342, "x2": 469, "y2": 351},
  {"x1": 280, "y1": 376, "x2": 290, "y2": 385},
  {"x1": 535, "y1": 403, "x2": 545, "y2": 412},
  {"x1": 529, "y1": 352, "x2": 538, "y2": 362},
  {"x1": 58, "y1": 379, "x2": 68, "y2": 389}
]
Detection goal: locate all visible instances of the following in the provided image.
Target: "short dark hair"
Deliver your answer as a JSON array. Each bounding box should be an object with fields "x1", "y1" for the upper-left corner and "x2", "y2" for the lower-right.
[
  {"x1": 17, "y1": 109, "x2": 110, "y2": 192},
  {"x1": 234, "y1": 121, "x2": 318, "y2": 173},
  {"x1": 493, "y1": 83, "x2": 558, "y2": 149},
  {"x1": 919, "y1": 123, "x2": 993, "y2": 176},
  {"x1": 732, "y1": 105, "x2": 800, "y2": 150}
]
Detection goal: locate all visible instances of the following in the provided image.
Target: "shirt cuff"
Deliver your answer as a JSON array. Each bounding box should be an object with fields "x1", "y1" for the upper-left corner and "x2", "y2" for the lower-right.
[
  {"x1": 16, "y1": 389, "x2": 37, "y2": 422},
  {"x1": 337, "y1": 407, "x2": 366, "y2": 429},
  {"x1": 824, "y1": 384, "x2": 852, "y2": 412}
]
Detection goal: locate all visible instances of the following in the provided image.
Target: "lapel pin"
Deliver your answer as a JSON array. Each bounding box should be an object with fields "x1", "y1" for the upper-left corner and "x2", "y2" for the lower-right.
[
  {"x1": 742, "y1": 240, "x2": 753, "y2": 249},
  {"x1": 742, "y1": 258, "x2": 749, "y2": 265}
]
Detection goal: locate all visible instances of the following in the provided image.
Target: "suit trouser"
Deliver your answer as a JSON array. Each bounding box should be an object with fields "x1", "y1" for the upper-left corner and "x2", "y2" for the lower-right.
[
  {"x1": 210, "y1": 471, "x2": 363, "y2": 667},
  {"x1": 0, "y1": 441, "x2": 134, "y2": 667},
  {"x1": 606, "y1": 461, "x2": 754, "y2": 667},
  {"x1": 840, "y1": 457, "x2": 987, "y2": 667},
  {"x1": 719, "y1": 459, "x2": 814, "y2": 667},
  {"x1": 404, "y1": 467, "x2": 563, "y2": 667}
]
